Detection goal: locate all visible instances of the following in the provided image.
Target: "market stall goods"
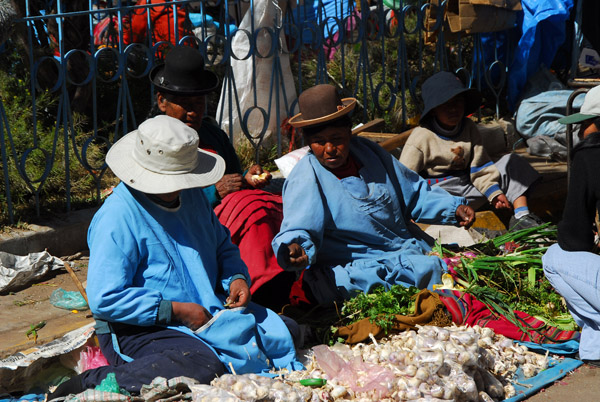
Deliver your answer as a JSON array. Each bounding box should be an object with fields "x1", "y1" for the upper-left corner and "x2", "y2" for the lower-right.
[{"x1": 190, "y1": 324, "x2": 549, "y2": 401}]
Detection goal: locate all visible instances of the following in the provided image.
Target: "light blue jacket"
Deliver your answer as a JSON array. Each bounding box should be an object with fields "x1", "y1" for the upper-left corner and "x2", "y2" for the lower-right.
[
  {"x1": 272, "y1": 137, "x2": 466, "y2": 301},
  {"x1": 87, "y1": 183, "x2": 301, "y2": 374}
]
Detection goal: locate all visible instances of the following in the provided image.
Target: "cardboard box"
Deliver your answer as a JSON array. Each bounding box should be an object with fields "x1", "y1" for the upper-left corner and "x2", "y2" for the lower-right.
[
  {"x1": 425, "y1": 0, "x2": 521, "y2": 39},
  {"x1": 446, "y1": 0, "x2": 521, "y2": 34}
]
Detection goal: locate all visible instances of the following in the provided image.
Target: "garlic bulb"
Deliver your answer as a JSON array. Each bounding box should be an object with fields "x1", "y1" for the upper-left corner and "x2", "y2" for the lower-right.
[{"x1": 190, "y1": 325, "x2": 550, "y2": 401}]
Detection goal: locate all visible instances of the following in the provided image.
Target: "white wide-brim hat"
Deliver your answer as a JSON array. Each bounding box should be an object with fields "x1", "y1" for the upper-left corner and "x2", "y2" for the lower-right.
[{"x1": 106, "y1": 115, "x2": 225, "y2": 194}]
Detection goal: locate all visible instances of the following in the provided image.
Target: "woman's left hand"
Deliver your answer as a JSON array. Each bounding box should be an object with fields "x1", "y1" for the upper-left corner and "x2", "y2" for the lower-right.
[
  {"x1": 455, "y1": 204, "x2": 475, "y2": 228},
  {"x1": 226, "y1": 278, "x2": 251, "y2": 308},
  {"x1": 244, "y1": 165, "x2": 272, "y2": 189}
]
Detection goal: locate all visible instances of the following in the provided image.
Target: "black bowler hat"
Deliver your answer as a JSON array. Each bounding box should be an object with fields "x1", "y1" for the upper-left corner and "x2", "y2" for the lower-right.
[
  {"x1": 420, "y1": 71, "x2": 481, "y2": 123},
  {"x1": 149, "y1": 46, "x2": 219, "y2": 96}
]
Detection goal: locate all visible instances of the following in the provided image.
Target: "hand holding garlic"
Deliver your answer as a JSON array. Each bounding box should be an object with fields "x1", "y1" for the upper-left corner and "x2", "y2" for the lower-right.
[
  {"x1": 226, "y1": 277, "x2": 250, "y2": 308},
  {"x1": 244, "y1": 164, "x2": 271, "y2": 188}
]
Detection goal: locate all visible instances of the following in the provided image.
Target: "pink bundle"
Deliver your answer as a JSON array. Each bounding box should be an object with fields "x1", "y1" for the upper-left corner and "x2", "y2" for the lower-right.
[
  {"x1": 77, "y1": 346, "x2": 110, "y2": 373},
  {"x1": 313, "y1": 345, "x2": 396, "y2": 398}
]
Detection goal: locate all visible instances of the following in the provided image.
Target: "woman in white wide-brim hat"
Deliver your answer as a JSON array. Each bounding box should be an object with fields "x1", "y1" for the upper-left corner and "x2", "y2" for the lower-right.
[{"x1": 48, "y1": 115, "x2": 303, "y2": 399}]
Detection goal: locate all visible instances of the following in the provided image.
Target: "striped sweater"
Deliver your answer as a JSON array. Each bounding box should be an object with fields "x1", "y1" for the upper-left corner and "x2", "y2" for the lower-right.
[{"x1": 399, "y1": 118, "x2": 503, "y2": 202}]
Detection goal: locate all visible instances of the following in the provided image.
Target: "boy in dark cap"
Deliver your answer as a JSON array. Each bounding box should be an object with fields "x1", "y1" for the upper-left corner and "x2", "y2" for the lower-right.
[{"x1": 400, "y1": 71, "x2": 542, "y2": 231}]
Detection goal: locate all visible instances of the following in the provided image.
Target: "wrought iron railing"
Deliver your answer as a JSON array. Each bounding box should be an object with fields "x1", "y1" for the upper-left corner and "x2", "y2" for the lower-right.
[{"x1": 0, "y1": 0, "x2": 510, "y2": 224}]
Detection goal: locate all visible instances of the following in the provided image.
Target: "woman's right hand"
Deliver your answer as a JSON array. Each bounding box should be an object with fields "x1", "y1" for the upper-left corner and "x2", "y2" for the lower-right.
[
  {"x1": 171, "y1": 301, "x2": 212, "y2": 331},
  {"x1": 287, "y1": 243, "x2": 309, "y2": 268}
]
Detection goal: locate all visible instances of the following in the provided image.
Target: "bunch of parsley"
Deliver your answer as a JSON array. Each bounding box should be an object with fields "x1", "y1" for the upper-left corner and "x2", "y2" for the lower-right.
[{"x1": 339, "y1": 284, "x2": 419, "y2": 334}]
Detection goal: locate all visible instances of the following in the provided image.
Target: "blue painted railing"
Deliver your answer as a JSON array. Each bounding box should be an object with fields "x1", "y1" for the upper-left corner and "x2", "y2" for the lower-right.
[{"x1": 0, "y1": 0, "x2": 511, "y2": 223}]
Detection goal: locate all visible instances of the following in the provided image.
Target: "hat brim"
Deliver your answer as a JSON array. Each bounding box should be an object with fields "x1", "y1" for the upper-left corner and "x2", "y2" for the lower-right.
[
  {"x1": 420, "y1": 87, "x2": 481, "y2": 124},
  {"x1": 558, "y1": 113, "x2": 597, "y2": 125},
  {"x1": 149, "y1": 63, "x2": 220, "y2": 96},
  {"x1": 106, "y1": 131, "x2": 225, "y2": 194},
  {"x1": 288, "y1": 98, "x2": 356, "y2": 128}
]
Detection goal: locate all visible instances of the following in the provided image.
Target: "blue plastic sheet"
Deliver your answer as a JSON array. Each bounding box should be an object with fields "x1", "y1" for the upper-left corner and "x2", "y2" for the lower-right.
[
  {"x1": 0, "y1": 394, "x2": 45, "y2": 402},
  {"x1": 288, "y1": 0, "x2": 353, "y2": 44},
  {"x1": 503, "y1": 357, "x2": 583, "y2": 401},
  {"x1": 507, "y1": 0, "x2": 574, "y2": 109},
  {"x1": 517, "y1": 340, "x2": 580, "y2": 355}
]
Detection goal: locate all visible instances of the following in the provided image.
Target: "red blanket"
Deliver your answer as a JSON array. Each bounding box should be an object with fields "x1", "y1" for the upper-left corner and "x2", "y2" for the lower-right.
[
  {"x1": 435, "y1": 289, "x2": 580, "y2": 343},
  {"x1": 214, "y1": 190, "x2": 284, "y2": 293}
]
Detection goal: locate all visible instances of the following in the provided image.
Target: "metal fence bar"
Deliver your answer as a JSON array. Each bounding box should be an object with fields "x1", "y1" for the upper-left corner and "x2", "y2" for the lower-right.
[{"x1": 0, "y1": 0, "x2": 510, "y2": 224}]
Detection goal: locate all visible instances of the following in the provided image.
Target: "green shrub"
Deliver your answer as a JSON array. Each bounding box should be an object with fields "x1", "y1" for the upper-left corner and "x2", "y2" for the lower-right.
[{"x1": 0, "y1": 42, "x2": 117, "y2": 225}]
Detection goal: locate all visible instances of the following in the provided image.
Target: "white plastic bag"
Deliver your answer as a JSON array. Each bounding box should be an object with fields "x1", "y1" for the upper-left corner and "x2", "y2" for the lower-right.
[
  {"x1": 217, "y1": 0, "x2": 297, "y2": 144},
  {"x1": 0, "y1": 251, "x2": 64, "y2": 293},
  {"x1": 274, "y1": 146, "x2": 309, "y2": 178}
]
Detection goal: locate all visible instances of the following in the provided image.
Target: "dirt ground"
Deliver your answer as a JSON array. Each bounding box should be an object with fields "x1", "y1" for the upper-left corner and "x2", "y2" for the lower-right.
[
  {"x1": 2, "y1": 257, "x2": 600, "y2": 400},
  {"x1": 0, "y1": 252, "x2": 94, "y2": 360}
]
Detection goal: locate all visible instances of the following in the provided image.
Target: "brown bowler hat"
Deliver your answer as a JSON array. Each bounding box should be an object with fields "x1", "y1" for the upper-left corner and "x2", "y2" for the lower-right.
[{"x1": 288, "y1": 84, "x2": 356, "y2": 128}]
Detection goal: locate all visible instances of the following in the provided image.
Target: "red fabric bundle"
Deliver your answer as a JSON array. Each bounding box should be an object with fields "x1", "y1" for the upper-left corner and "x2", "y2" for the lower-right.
[
  {"x1": 214, "y1": 189, "x2": 284, "y2": 293},
  {"x1": 436, "y1": 289, "x2": 580, "y2": 343}
]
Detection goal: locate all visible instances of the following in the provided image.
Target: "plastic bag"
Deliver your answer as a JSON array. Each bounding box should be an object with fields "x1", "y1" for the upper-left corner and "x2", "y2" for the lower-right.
[
  {"x1": 49, "y1": 288, "x2": 88, "y2": 310},
  {"x1": 77, "y1": 346, "x2": 109, "y2": 373},
  {"x1": 526, "y1": 135, "x2": 567, "y2": 161},
  {"x1": 274, "y1": 146, "x2": 309, "y2": 178},
  {"x1": 95, "y1": 373, "x2": 120, "y2": 393},
  {"x1": 217, "y1": 0, "x2": 297, "y2": 143}
]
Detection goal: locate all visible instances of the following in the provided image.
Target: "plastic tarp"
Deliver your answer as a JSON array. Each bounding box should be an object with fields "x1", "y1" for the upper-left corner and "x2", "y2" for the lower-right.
[
  {"x1": 504, "y1": 357, "x2": 583, "y2": 401},
  {"x1": 507, "y1": 0, "x2": 573, "y2": 109},
  {"x1": 503, "y1": 341, "x2": 582, "y2": 401},
  {"x1": 517, "y1": 340, "x2": 580, "y2": 355},
  {"x1": 287, "y1": 0, "x2": 353, "y2": 44},
  {"x1": 0, "y1": 251, "x2": 64, "y2": 293}
]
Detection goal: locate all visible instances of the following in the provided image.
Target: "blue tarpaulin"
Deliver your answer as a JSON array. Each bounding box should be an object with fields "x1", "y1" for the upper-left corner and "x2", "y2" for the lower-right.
[
  {"x1": 507, "y1": 0, "x2": 574, "y2": 110},
  {"x1": 504, "y1": 357, "x2": 583, "y2": 401},
  {"x1": 287, "y1": 0, "x2": 353, "y2": 44},
  {"x1": 517, "y1": 339, "x2": 580, "y2": 355}
]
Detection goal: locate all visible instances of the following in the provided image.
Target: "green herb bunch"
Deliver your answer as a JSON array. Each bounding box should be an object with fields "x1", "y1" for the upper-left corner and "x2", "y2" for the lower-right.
[{"x1": 339, "y1": 284, "x2": 419, "y2": 334}]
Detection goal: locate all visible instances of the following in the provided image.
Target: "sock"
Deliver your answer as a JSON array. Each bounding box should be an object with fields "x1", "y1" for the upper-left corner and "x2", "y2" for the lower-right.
[{"x1": 514, "y1": 206, "x2": 530, "y2": 220}]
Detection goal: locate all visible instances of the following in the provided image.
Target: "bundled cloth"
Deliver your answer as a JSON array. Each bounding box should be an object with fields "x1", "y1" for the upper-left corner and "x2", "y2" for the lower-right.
[
  {"x1": 435, "y1": 289, "x2": 580, "y2": 343},
  {"x1": 214, "y1": 189, "x2": 284, "y2": 294},
  {"x1": 335, "y1": 290, "x2": 450, "y2": 344},
  {"x1": 333, "y1": 289, "x2": 579, "y2": 345}
]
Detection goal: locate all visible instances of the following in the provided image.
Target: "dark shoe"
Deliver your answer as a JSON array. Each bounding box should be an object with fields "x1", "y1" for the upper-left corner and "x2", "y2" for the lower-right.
[
  {"x1": 583, "y1": 359, "x2": 600, "y2": 367},
  {"x1": 508, "y1": 213, "x2": 545, "y2": 231},
  {"x1": 47, "y1": 376, "x2": 86, "y2": 401}
]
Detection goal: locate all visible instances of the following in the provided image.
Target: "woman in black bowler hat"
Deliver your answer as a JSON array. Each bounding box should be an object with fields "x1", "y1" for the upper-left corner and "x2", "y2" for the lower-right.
[{"x1": 150, "y1": 45, "x2": 272, "y2": 207}]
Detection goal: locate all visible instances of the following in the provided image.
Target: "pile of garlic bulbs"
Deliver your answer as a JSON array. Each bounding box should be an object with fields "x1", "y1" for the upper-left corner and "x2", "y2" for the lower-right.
[
  {"x1": 192, "y1": 325, "x2": 549, "y2": 402},
  {"x1": 192, "y1": 373, "x2": 313, "y2": 402}
]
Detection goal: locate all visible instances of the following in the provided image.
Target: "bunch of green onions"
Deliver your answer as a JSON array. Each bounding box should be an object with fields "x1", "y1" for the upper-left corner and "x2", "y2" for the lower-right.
[{"x1": 436, "y1": 223, "x2": 578, "y2": 333}]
